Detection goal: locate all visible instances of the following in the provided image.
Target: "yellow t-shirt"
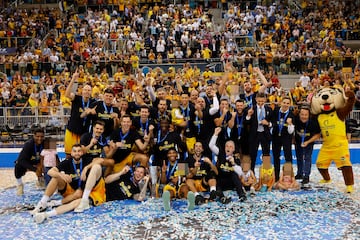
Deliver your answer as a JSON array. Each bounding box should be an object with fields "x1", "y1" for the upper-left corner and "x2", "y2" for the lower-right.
[
  {"x1": 130, "y1": 55, "x2": 139, "y2": 68},
  {"x1": 318, "y1": 112, "x2": 347, "y2": 148}
]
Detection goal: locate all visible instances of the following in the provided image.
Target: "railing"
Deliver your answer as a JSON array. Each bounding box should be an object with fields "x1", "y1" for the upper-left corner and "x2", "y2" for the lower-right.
[
  {"x1": 0, "y1": 106, "x2": 70, "y2": 143},
  {"x1": 0, "y1": 53, "x2": 358, "y2": 79},
  {"x1": 22, "y1": 0, "x2": 58, "y2": 4},
  {"x1": 0, "y1": 37, "x2": 34, "y2": 49},
  {"x1": 349, "y1": 110, "x2": 360, "y2": 123}
]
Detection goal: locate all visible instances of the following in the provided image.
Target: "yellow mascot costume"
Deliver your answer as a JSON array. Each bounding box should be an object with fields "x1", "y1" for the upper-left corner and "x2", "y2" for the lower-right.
[{"x1": 310, "y1": 87, "x2": 355, "y2": 193}]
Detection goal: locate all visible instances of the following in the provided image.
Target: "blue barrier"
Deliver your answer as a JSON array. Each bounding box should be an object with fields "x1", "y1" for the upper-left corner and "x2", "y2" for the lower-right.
[{"x1": 1, "y1": 145, "x2": 360, "y2": 168}]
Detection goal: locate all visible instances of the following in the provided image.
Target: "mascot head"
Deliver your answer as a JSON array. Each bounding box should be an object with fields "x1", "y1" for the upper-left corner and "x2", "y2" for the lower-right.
[{"x1": 310, "y1": 87, "x2": 347, "y2": 115}]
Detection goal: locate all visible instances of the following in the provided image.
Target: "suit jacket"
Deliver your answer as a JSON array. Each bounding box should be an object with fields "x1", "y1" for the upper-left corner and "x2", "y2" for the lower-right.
[{"x1": 244, "y1": 104, "x2": 273, "y2": 141}]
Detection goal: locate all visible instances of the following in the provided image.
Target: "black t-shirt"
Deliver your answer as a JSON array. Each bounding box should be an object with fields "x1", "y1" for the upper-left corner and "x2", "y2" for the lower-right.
[
  {"x1": 80, "y1": 132, "x2": 108, "y2": 159},
  {"x1": 203, "y1": 93, "x2": 220, "y2": 110},
  {"x1": 105, "y1": 172, "x2": 140, "y2": 201},
  {"x1": 179, "y1": 104, "x2": 197, "y2": 138},
  {"x1": 186, "y1": 155, "x2": 213, "y2": 180},
  {"x1": 67, "y1": 95, "x2": 96, "y2": 135},
  {"x1": 216, "y1": 149, "x2": 241, "y2": 179},
  {"x1": 239, "y1": 93, "x2": 256, "y2": 109},
  {"x1": 90, "y1": 101, "x2": 120, "y2": 137},
  {"x1": 110, "y1": 129, "x2": 141, "y2": 163},
  {"x1": 131, "y1": 116, "x2": 156, "y2": 137},
  {"x1": 57, "y1": 157, "x2": 92, "y2": 190},
  {"x1": 149, "y1": 108, "x2": 172, "y2": 131},
  {"x1": 16, "y1": 138, "x2": 44, "y2": 171},
  {"x1": 153, "y1": 131, "x2": 185, "y2": 166},
  {"x1": 194, "y1": 108, "x2": 215, "y2": 141},
  {"x1": 213, "y1": 110, "x2": 233, "y2": 142},
  {"x1": 271, "y1": 108, "x2": 295, "y2": 137},
  {"x1": 163, "y1": 161, "x2": 181, "y2": 184},
  {"x1": 230, "y1": 112, "x2": 247, "y2": 140},
  {"x1": 127, "y1": 101, "x2": 141, "y2": 117},
  {"x1": 294, "y1": 116, "x2": 321, "y2": 144}
]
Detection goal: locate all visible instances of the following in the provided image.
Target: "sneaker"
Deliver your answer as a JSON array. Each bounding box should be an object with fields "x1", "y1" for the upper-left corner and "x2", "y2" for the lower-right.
[
  {"x1": 238, "y1": 194, "x2": 247, "y2": 202},
  {"x1": 250, "y1": 187, "x2": 256, "y2": 196},
  {"x1": 295, "y1": 175, "x2": 303, "y2": 180},
  {"x1": 216, "y1": 190, "x2": 225, "y2": 199},
  {"x1": 47, "y1": 200, "x2": 62, "y2": 208},
  {"x1": 74, "y1": 199, "x2": 90, "y2": 213},
  {"x1": 346, "y1": 185, "x2": 354, "y2": 194},
  {"x1": 209, "y1": 190, "x2": 217, "y2": 201},
  {"x1": 302, "y1": 177, "x2": 310, "y2": 185},
  {"x1": 319, "y1": 179, "x2": 332, "y2": 184},
  {"x1": 34, "y1": 212, "x2": 47, "y2": 224},
  {"x1": 30, "y1": 201, "x2": 48, "y2": 216},
  {"x1": 220, "y1": 196, "x2": 232, "y2": 204},
  {"x1": 162, "y1": 191, "x2": 171, "y2": 211},
  {"x1": 187, "y1": 191, "x2": 195, "y2": 211},
  {"x1": 195, "y1": 195, "x2": 205, "y2": 205},
  {"x1": 16, "y1": 184, "x2": 24, "y2": 196}
]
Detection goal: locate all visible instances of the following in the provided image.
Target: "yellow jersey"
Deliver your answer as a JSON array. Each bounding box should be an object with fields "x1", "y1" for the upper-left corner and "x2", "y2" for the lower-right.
[{"x1": 318, "y1": 112, "x2": 348, "y2": 148}]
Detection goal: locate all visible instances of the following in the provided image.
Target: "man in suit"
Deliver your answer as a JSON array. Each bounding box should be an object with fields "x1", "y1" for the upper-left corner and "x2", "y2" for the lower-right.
[
  {"x1": 245, "y1": 92, "x2": 273, "y2": 171},
  {"x1": 271, "y1": 97, "x2": 295, "y2": 181}
]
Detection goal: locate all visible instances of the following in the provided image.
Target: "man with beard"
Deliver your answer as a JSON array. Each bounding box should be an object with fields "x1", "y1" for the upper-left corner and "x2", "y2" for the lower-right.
[
  {"x1": 239, "y1": 67, "x2": 269, "y2": 109},
  {"x1": 87, "y1": 88, "x2": 120, "y2": 138},
  {"x1": 64, "y1": 69, "x2": 96, "y2": 157}
]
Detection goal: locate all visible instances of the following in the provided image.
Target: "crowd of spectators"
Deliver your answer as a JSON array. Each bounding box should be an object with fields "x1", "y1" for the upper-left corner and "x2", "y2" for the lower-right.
[{"x1": 0, "y1": 0, "x2": 359, "y2": 77}]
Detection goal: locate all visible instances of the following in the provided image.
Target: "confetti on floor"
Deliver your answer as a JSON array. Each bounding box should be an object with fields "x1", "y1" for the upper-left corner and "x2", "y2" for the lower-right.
[{"x1": 1, "y1": 181, "x2": 360, "y2": 240}]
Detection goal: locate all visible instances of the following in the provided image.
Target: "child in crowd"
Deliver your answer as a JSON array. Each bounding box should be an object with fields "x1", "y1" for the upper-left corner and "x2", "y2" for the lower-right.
[
  {"x1": 255, "y1": 155, "x2": 275, "y2": 192},
  {"x1": 240, "y1": 155, "x2": 257, "y2": 195},
  {"x1": 274, "y1": 162, "x2": 300, "y2": 191},
  {"x1": 40, "y1": 138, "x2": 59, "y2": 186}
]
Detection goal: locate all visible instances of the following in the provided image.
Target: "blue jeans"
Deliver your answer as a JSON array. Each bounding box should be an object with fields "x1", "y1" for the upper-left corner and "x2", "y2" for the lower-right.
[
  {"x1": 295, "y1": 143, "x2": 314, "y2": 178},
  {"x1": 44, "y1": 167, "x2": 52, "y2": 186}
]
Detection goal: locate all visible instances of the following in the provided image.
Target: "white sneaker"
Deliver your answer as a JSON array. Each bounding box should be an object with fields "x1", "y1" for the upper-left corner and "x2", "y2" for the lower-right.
[
  {"x1": 74, "y1": 199, "x2": 90, "y2": 213},
  {"x1": 17, "y1": 184, "x2": 24, "y2": 196},
  {"x1": 250, "y1": 187, "x2": 256, "y2": 196},
  {"x1": 34, "y1": 212, "x2": 47, "y2": 224},
  {"x1": 30, "y1": 201, "x2": 48, "y2": 216},
  {"x1": 47, "y1": 200, "x2": 62, "y2": 208}
]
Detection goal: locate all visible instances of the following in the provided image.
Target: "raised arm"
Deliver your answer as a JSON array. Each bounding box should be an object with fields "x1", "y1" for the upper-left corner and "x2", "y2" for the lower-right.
[
  {"x1": 209, "y1": 127, "x2": 221, "y2": 155},
  {"x1": 105, "y1": 165, "x2": 130, "y2": 184},
  {"x1": 145, "y1": 77, "x2": 156, "y2": 102},
  {"x1": 254, "y1": 67, "x2": 269, "y2": 93},
  {"x1": 209, "y1": 93, "x2": 220, "y2": 115},
  {"x1": 65, "y1": 69, "x2": 79, "y2": 100}
]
